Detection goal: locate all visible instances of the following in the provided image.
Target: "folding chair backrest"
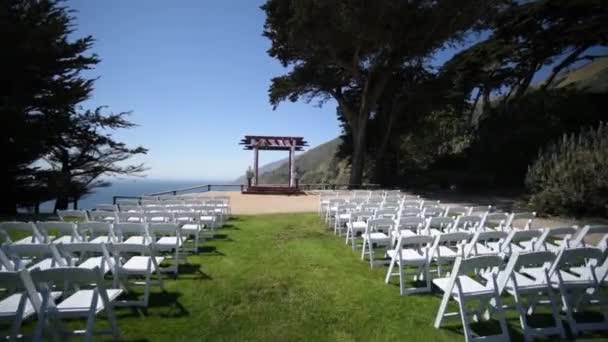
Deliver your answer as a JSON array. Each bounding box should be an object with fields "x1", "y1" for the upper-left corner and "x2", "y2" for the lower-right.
[
  {"x1": 5, "y1": 244, "x2": 66, "y2": 268},
  {"x1": 535, "y1": 226, "x2": 578, "y2": 250},
  {"x1": 444, "y1": 206, "x2": 467, "y2": 217},
  {"x1": 338, "y1": 204, "x2": 357, "y2": 213},
  {"x1": 57, "y1": 210, "x2": 89, "y2": 222},
  {"x1": 552, "y1": 247, "x2": 605, "y2": 278},
  {"x1": 96, "y1": 204, "x2": 118, "y2": 211},
  {"x1": 424, "y1": 217, "x2": 455, "y2": 234},
  {"x1": 467, "y1": 205, "x2": 492, "y2": 216},
  {"x1": 166, "y1": 205, "x2": 191, "y2": 213},
  {"x1": 77, "y1": 222, "x2": 113, "y2": 240},
  {"x1": 367, "y1": 196, "x2": 383, "y2": 204},
  {"x1": 113, "y1": 223, "x2": 148, "y2": 241},
  {"x1": 396, "y1": 217, "x2": 425, "y2": 232},
  {"x1": 350, "y1": 211, "x2": 375, "y2": 222},
  {"x1": 31, "y1": 266, "x2": 102, "y2": 289},
  {"x1": 88, "y1": 210, "x2": 118, "y2": 223},
  {"x1": 436, "y1": 232, "x2": 471, "y2": 245},
  {"x1": 422, "y1": 207, "x2": 444, "y2": 218},
  {"x1": 367, "y1": 218, "x2": 394, "y2": 233},
  {"x1": 118, "y1": 204, "x2": 143, "y2": 212},
  {"x1": 399, "y1": 207, "x2": 421, "y2": 217},
  {"x1": 397, "y1": 234, "x2": 435, "y2": 249},
  {"x1": 117, "y1": 211, "x2": 145, "y2": 223},
  {"x1": 36, "y1": 221, "x2": 76, "y2": 236},
  {"x1": 148, "y1": 223, "x2": 180, "y2": 238},
  {"x1": 58, "y1": 242, "x2": 109, "y2": 255},
  {"x1": 375, "y1": 209, "x2": 397, "y2": 219},
  {"x1": 0, "y1": 222, "x2": 44, "y2": 243},
  {"x1": 361, "y1": 203, "x2": 380, "y2": 212},
  {"x1": 116, "y1": 199, "x2": 140, "y2": 206},
  {"x1": 572, "y1": 225, "x2": 608, "y2": 248},
  {"x1": 454, "y1": 215, "x2": 482, "y2": 231},
  {"x1": 141, "y1": 199, "x2": 161, "y2": 206},
  {"x1": 497, "y1": 250, "x2": 555, "y2": 292},
  {"x1": 507, "y1": 212, "x2": 536, "y2": 230},
  {"x1": 484, "y1": 213, "x2": 508, "y2": 229},
  {"x1": 174, "y1": 211, "x2": 199, "y2": 222},
  {"x1": 140, "y1": 196, "x2": 159, "y2": 201},
  {"x1": 144, "y1": 211, "x2": 174, "y2": 223},
  {"x1": 402, "y1": 200, "x2": 422, "y2": 209},
  {"x1": 110, "y1": 242, "x2": 152, "y2": 256},
  {"x1": 457, "y1": 255, "x2": 503, "y2": 275}
]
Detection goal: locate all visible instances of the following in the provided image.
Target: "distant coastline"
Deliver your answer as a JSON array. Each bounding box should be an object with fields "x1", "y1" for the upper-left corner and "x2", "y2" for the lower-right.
[{"x1": 38, "y1": 178, "x2": 232, "y2": 212}]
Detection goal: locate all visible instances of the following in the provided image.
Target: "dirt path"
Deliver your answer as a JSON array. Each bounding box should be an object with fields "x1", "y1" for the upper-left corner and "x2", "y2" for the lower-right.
[{"x1": 188, "y1": 191, "x2": 318, "y2": 215}]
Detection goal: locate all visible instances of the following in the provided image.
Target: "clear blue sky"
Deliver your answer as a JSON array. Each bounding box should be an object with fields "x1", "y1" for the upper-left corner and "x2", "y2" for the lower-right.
[{"x1": 67, "y1": 0, "x2": 341, "y2": 181}]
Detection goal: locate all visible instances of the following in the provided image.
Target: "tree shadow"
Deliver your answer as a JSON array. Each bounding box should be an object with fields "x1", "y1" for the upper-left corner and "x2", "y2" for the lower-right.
[
  {"x1": 212, "y1": 233, "x2": 232, "y2": 240},
  {"x1": 196, "y1": 246, "x2": 225, "y2": 256},
  {"x1": 220, "y1": 224, "x2": 239, "y2": 230},
  {"x1": 115, "y1": 291, "x2": 189, "y2": 318}
]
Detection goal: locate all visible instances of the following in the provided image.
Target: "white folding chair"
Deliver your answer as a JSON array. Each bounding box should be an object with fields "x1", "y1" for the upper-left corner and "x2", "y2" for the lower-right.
[
  {"x1": 345, "y1": 210, "x2": 374, "y2": 249},
  {"x1": 115, "y1": 199, "x2": 139, "y2": 206},
  {"x1": 116, "y1": 211, "x2": 145, "y2": 223},
  {"x1": 37, "y1": 221, "x2": 83, "y2": 244},
  {"x1": 143, "y1": 211, "x2": 174, "y2": 223},
  {"x1": 29, "y1": 267, "x2": 122, "y2": 341},
  {"x1": 391, "y1": 217, "x2": 425, "y2": 243},
  {"x1": 333, "y1": 203, "x2": 357, "y2": 236},
  {"x1": 429, "y1": 232, "x2": 470, "y2": 277},
  {"x1": 375, "y1": 208, "x2": 398, "y2": 220},
  {"x1": 360, "y1": 218, "x2": 393, "y2": 268},
  {"x1": 443, "y1": 206, "x2": 468, "y2": 218},
  {"x1": 493, "y1": 251, "x2": 566, "y2": 340},
  {"x1": 109, "y1": 243, "x2": 164, "y2": 308},
  {"x1": 57, "y1": 210, "x2": 89, "y2": 223},
  {"x1": 398, "y1": 207, "x2": 421, "y2": 218},
  {"x1": 467, "y1": 205, "x2": 492, "y2": 216},
  {"x1": 493, "y1": 229, "x2": 543, "y2": 256},
  {"x1": 481, "y1": 213, "x2": 509, "y2": 232},
  {"x1": 385, "y1": 235, "x2": 434, "y2": 295},
  {"x1": 571, "y1": 225, "x2": 608, "y2": 250},
  {"x1": 504, "y1": 212, "x2": 536, "y2": 231},
  {"x1": 117, "y1": 204, "x2": 143, "y2": 213},
  {"x1": 433, "y1": 256, "x2": 509, "y2": 342},
  {"x1": 148, "y1": 223, "x2": 182, "y2": 274},
  {"x1": 0, "y1": 270, "x2": 62, "y2": 341},
  {"x1": 113, "y1": 223, "x2": 152, "y2": 245},
  {"x1": 453, "y1": 215, "x2": 483, "y2": 232},
  {"x1": 174, "y1": 211, "x2": 202, "y2": 253},
  {"x1": 526, "y1": 226, "x2": 578, "y2": 252}
]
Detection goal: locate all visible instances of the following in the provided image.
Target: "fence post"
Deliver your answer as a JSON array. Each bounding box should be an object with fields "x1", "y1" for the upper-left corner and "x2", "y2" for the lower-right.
[{"x1": 208, "y1": 184, "x2": 211, "y2": 191}]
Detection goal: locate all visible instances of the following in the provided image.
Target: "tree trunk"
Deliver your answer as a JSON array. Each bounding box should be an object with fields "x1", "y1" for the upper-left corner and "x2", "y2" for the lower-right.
[
  {"x1": 54, "y1": 196, "x2": 70, "y2": 212},
  {"x1": 349, "y1": 116, "x2": 367, "y2": 187},
  {"x1": 0, "y1": 171, "x2": 18, "y2": 215}
]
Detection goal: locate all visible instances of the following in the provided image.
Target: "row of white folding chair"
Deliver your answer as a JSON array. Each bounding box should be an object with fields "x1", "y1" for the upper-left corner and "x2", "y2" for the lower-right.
[
  {"x1": 89, "y1": 209, "x2": 219, "y2": 227},
  {"x1": 0, "y1": 266, "x2": 122, "y2": 341},
  {"x1": 433, "y1": 247, "x2": 608, "y2": 341},
  {"x1": 2, "y1": 240, "x2": 167, "y2": 307}
]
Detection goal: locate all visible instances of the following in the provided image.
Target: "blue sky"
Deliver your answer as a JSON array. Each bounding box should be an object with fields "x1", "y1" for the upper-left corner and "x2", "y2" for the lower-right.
[{"x1": 67, "y1": 0, "x2": 341, "y2": 181}]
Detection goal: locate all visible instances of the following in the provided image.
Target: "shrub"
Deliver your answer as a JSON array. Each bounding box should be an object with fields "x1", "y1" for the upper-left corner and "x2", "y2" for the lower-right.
[{"x1": 525, "y1": 122, "x2": 608, "y2": 217}]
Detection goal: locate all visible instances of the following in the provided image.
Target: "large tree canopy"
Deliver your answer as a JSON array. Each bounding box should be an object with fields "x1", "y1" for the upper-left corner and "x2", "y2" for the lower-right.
[
  {"x1": 0, "y1": 0, "x2": 99, "y2": 213},
  {"x1": 262, "y1": 0, "x2": 501, "y2": 185}
]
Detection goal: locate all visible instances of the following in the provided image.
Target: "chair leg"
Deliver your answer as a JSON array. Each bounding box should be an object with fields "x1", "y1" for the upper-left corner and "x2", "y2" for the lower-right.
[
  {"x1": 360, "y1": 239, "x2": 367, "y2": 260},
  {"x1": 385, "y1": 257, "x2": 396, "y2": 283},
  {"x1": 368, "y1": 243, "x2": 375, "y2": 268},
  {"x1": 398, "y1": 262, "x2": 405, "y2": 295}
]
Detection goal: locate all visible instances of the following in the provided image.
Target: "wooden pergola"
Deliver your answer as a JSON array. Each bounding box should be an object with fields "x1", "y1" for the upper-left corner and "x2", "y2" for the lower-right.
[{"x1": 240, "y1": 135, "x2": 307, "y2": 188}]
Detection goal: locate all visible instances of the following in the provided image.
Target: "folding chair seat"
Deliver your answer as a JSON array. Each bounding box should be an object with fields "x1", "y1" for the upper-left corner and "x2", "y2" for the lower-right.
[
  {"x1": 113, "y1": 223, "x2": 152, "y2": 245},
  {"x1": 198, "y1": 206, "x2": 220, "y2": 230},
  {"x1": 95, "y1": 204, "x2": 118, "y2": 212},
  {"x1": 345, "y1": 210, "x2": 374, "y2": 249},
  {"x1": 325, "y1": 199, "x2": 346, "y2": 225},
  {"x1": 116, "y1": 211, "x2": 145, "y2": 223},
  {"x1": 361, "y1": 218, "x2": 394, "y2": 268},
  {"x1": 0, "y1": 222, "x2": 52, "y2": 244},
  {"x1": 464, "y1": 231, "x2": 507, "y2": 257},
  {"x1": 423, "y1": 217, "x2": 456, "y2": 235},
  {"x1": 385, "y1": 235, "x2": 435, "y2": 295},
  {"x1": 430, "y1": 232, "x2": 470, "y2": 277},
  {"x1": 78, "y1": 222, "x2": 116, "y2": 244},
  {"x1": 433, "y1": 256, "x2": 509, "y2": 342},
  {"x1": 488, "y1": 251, "x2": 566, "y2": 340},
  {"x1": 57, "y1": 210, "x2": 89, "y2": 223},
  {"x1": 37, "y1": 221, "x2": 83, "y2": 244},
  {"x1": 109, "y1": 243, "x2": 164, "y2": 308},
  {"x1": 29, "y1": 267, "x2": 122, "y2": 341},
  {"x1": 0, "y1": 270, "x2": 62, "y2": 341},
  {"x1": 149, "y1": 223, "x2": 182, "y2": 274},
  {"x1": 3, "y1": 244, "x2": 68, "y2": 271},
  {"x1": 88, "y1": 210, "x2": 118, "y2": 223}
]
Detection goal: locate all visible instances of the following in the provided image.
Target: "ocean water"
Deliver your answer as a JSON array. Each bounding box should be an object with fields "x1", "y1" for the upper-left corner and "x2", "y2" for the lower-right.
[{"x1": 38, "y1": 179, "x2": 236, "y2": 212}]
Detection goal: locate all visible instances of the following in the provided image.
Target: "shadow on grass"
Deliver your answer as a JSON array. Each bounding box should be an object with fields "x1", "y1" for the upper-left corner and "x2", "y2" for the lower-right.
[
  {"x1": 196, "y1": 246, "x2": 225, "y2": 256},
  {"x1": 177, "y1": 263, "x2": 213, "y2": 280},
  {"x1": 116, "y1": 291, "x2": 189, "y2": 318},
  {"x1": 220, "y1": 224, "x2": 240, "y2": 230},
  {"x1": 212, "y1": 233, "x2": 232, "y2": 240}
]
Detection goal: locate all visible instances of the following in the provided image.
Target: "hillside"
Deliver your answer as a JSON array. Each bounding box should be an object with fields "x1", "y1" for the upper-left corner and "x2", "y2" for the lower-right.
[
  {"x1": 234, "y1": 157, "x2": 287, "y2": 184},
  {"x1": 235, "y1": 137, "x2": 350, "y2": 185},
  {"x1": 553, "y1": 57, "x2": 608, "y2": 93}
]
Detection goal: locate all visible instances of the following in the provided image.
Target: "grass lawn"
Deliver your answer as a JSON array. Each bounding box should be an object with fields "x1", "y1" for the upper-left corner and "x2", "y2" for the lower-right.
[{"x1": 4, "y1": 213, "x2": 608, "y2": 341}]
